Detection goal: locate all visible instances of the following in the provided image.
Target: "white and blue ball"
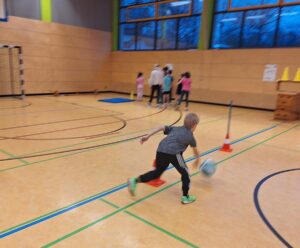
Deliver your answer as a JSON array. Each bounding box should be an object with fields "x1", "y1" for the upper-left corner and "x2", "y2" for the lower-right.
[{"x1": 199, "y1": 158, "x2": 217, "y2": 177}]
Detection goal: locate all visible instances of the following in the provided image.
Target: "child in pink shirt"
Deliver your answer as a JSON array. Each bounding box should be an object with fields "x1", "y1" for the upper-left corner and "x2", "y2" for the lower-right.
[
  {"x1": 177, "y1": 72, "x2": 192, "y2": 111},
  {"x1": 136, "y1": 72, "x2": 144, "y2": 101}
]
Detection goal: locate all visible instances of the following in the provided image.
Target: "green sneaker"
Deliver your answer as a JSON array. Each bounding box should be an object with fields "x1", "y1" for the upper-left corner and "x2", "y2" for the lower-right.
[
  {"x1": 181, "y1": 195, "x2": 196, "y2": 204},
  {"x1": 128, "y1": 178, "x2": 137, "y2": 196}
]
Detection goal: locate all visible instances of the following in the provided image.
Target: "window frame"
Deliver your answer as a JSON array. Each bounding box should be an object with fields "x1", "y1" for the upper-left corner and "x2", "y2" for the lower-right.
[
  {"x1": 157, "y1": 0, "x2": 193, "y2": 19},
  {"x1": 211, "y1": 0, "x2": 300, "y2": 49},
  {"x1": 228, "y1": 0, "x2": 300, "y2": 11},
  {"x1": 126, "y1": 3, "x2": 157, "y2": 22},
  {"x1": 118, "y1": 0, "x2": 202, "y2": 51}
]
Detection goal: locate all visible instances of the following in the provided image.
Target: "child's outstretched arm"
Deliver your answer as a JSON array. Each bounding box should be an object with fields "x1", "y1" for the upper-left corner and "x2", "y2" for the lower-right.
[
  {"x1": 192, "y1": 147, "x2": 201, "y2": 168},
  {"x1": 177, "y1": 78, "x2": 183, "y2": 85},
  {"x1": 140, "y1": 126, "x2": 165, "y2": 144}
]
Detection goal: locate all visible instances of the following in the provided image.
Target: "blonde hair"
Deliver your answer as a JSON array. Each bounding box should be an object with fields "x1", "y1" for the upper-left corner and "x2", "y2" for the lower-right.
[{"x1": 184, "y1": 113, "x2": 199, "y2": 129}]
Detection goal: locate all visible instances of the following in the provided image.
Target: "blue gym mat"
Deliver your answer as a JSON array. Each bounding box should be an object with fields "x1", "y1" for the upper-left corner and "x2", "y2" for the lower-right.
[{"x1": 98, "y1": 97, "x2": 135, "y2": 103}]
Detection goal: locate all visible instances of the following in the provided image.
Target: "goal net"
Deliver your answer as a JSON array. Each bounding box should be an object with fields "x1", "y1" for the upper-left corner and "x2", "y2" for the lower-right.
[{"x1": 0, "y1": 45, "x2": 25, "y2": 99}]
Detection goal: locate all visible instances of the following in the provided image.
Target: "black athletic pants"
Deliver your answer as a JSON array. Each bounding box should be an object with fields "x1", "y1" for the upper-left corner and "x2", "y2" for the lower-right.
[
  {"x1": 178, "y1": 90, "x2": 190, "y2": 107},
  {"x1": 169, "y1": 87, "x2": 172, "y2": 102},
  {"x1": 139, "y1": 152, "x2": 190, "y2": 196},
  {"x1": 149, "y1": 85, "x2": 160, "y2": 104}
]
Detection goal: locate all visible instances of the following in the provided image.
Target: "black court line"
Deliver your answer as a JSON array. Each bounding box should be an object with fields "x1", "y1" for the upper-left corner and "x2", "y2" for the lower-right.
[
  {"x1": 0, "y1": 110, "x2": 181, "y2": 161},
  {"x1": 0, "y1": 107, "x2": 80, "y2": 117},
  {"x1": 0, "y1": 116, "x2": 127, "y2": 141},
  {"x1": 254, "y1": 168, "x2": 300, "y2": 248},
  {"x1": 0, "y1": 100, "x2": 32, "y2": 110},
  {"x1": 0, "y1": 114, "x2": 122, "y2": 131},
  {"x1": 0, "y1": 107, "x2": 166, "y2": 141},
  {"x1": 38, "y1": 96, "x2": 123, "y2": 115}
]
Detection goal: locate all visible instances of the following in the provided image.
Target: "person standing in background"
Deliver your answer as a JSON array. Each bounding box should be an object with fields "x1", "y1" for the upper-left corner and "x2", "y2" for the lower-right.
[
  {"x1": 136, "y1": 72, "x2": 144, "y2": 101},
  {"x1": 175, "y1": 73, "x2": 184, "y2": 104},
  {"x1": 162, "y1": 70, "x2": 173, "y2": 106},
  {"x1": 177, "y1": 72, "x2": 192, "y2": 111},
  {"x1": 148, "y1": 64, "x2": 164, "y2": 107},
  {"x1": 168, "y1": 70, "x2": 174, "y2": 103}
]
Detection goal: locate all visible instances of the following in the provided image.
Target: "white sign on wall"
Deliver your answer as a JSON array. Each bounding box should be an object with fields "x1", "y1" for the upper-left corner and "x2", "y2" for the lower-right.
[{"x1": 263, "y1": 64, "x2": 277, "y2": 82}]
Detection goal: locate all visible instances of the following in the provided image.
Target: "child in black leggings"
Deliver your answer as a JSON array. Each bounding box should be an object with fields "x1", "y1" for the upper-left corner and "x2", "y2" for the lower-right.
[
  {"x1": 128, "y1": 113, "x2": 201, "y2": 204},
  {"x1": 177, "y1": 72, "x2": 192, "y2": 111}
]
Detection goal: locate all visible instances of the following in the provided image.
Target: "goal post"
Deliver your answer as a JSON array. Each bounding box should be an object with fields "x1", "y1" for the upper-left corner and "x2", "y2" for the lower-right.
[
  {"x1": 0, "y1": 0, "x2": 8, "y2": 22},
  {"x1": 0, "y1": 45, "x2": 25, "y2": 99}
]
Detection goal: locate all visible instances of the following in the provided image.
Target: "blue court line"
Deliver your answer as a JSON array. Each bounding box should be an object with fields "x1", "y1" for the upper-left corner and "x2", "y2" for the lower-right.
[
  {"x1": 171, "y1": 124, "x2": 278, "y2": 166},
  {"x1": 0, "y1": 124, "x2": 278, "y2": 239},
  {"x1": 0, "y1": 184, "x2": 128, "y2": 239}
]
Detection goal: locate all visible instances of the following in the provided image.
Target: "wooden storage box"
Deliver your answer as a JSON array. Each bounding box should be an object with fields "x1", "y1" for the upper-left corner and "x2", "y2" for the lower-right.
[
  {"x1": 276, "y1": 93, "x2": 300, "y2": 111},
  {"x1": 274, "y1": 109, "x2": 298, "y2": 121},
  {"x1": 274, "y1": 93, "x2": 300, "y2": 121}
]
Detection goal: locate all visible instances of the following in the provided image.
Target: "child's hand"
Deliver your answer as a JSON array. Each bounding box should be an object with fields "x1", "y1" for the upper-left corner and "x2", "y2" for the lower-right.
[
  {"x1": 140, "y1": 135, "x2": 149, "y2": 144},
  {"x1": 193, "y1": 158, "x2": 200, "y2": 169}
]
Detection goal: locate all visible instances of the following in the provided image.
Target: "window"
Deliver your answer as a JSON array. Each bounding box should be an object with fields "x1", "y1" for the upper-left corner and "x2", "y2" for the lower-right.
[
  {"x1": 120, "y1": 0, "x2": 137, "y2": 7},
  {"x1": 119, "y1": 23, "x2": 136, "y2": 50},
  {"x1": 156, "y1": 19, "x2": 178, "y2": 49},
  {"x1": 127, "y1": 5, "x2": 155, "y2": 21},
  {"x1": 138, "y1": 0, "x2": 155, "y2": 3},
  {"x1": 178, "y1": 16, "x2": 201, "y2": 48},
  {"x1": 120, "y1": 0, "x2": 155, "y2": 7},
  {"x1": 193, "y1": 0, "x2": 203, "y2": 14},
  {"x1": 242, "y1": 8, "x2": 278, "y2": 47},
  {"x1": 215, "y1": 0, "x2": 229, "y2": 12},
  {"x1": 277, "y1": 5, "x2": 300, "y2": 47},
  {"x1": 120, "y1": 8, "x2": 126, "y2": 22},
  {"x1": 158, "y1": 1, "x2": 191, "y2": 17},
  {"x1": 119, "y1": 0, "x2": 202, "y2": 50},
  {"x1": 231, "y1": 0, "x2": 278, "y2": 9},
  {"x1": 137, "y1": 21, "x2": 155, "y2": 49},
  {"x1": 212, "y1": 0, "x2": 300, "y2": 48},
  {"x1": 212, "y1": 12, "x2": 243, "y2": 48}
]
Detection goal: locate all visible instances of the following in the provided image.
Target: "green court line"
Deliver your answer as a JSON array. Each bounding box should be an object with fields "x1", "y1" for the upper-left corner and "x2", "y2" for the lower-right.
[
  {"x1": 99, "y1": 198, "x2": 199, "y2": 248},
  {"x1": 1, "y1": 112, "x2": 241, "y2": 173},
  {"x1": 1, "y1": 143, "x2": 224, "y2": 236},
  {"x1": 214, "y1": 123, "x2": 300, "y2": 166},
  {"x1": 0, "y1": 137, "x2": 139, "y2": 173},
  {"x1": 0, "y1": 183, "x2": 126, "y2": 235},
  {"x1": 20, "y1": 111, "x2": 239, "y2": 157},
  {"x1": 0, "y1": 122, "x2": 258, "y2": 238},
  {"x1": 0, "y1": 122, "x2": 281, "y2": 239},
  {"x1": 246, "y1": 141, "x2": 300, "y2": 154},
  {"x1": 42, "y1": 123, "x2": 300, "y2": 247},
  {"x1": 42, "y1": 180, "x2": 184, "y2": 248},
  {"x1": 18, "y1": 128, "x2": 150, "y2": 157},
  {"x1": 0, "y1": 148, "x2": 29, "y2": 165}
]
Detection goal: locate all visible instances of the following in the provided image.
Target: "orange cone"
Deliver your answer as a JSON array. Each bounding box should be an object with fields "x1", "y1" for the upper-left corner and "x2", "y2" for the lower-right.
[
  {"x1": 146, "y1": 160, "x2": 166, "y2": 187},
  {"x1": 220, "y1": 134, "x2": 233, "y2": 152}
]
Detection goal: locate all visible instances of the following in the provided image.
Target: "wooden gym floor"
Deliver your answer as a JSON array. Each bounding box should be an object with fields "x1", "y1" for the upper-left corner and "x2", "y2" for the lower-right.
[{"x1": 0, "y1": 93, "x2": 299, "y2": 248}]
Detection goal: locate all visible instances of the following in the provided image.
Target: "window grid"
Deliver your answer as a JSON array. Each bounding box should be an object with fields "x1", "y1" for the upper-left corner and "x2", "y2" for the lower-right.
[
  {"x1": 119, "y1": 0, "x2": 202, "y2": 51},
  {"x1": 175, "y1": 19, "x2": 179, "y2": 49},
  {"x1": 122, "y1": 0, "x2": 195, "y2": 22},
  {"x1": 273, "y1": 6, "x2": 282, "y2": 47},
  {"x1": 215, "y1": 0, "x2": 300, "y2": 13},
  {"x1": 211, "y1": 0, "x2": 300, "y2": 49},
  {"x1": 228, "y1": 0, "x2": 300, "y2": 11}
]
